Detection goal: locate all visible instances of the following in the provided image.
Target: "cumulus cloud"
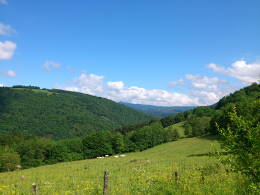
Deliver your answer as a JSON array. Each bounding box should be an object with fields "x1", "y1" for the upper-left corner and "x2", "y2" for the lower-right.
[
  {"x1": 0, "y1": 83, "x2": 4, "y2": 87},
  {"x1": 2, "y1": 70, "x2": 16, "y2": 77},
  {"x1": 43, "y1": 60, "x2": 61, "y2": 72},
  {"x1": 60, "y1": 62, "x2": 250, "y2": 106},
  {"x1": 185, "y1": 74, "x2": 228, "y2": 90},
  {"x1": 107, "y1": 81, "x2": 124, "y2": 90},
  {"x1": 61, "y1": 73, "x2": 200, "y2": 106},
  {"x1": 0, "y1": 0, "x2": 7, "y2": 5},
  {"x1": 208, "y1": 60, "x2": 260, "y2": 83},
  {"x1": 0, "y1": 23, "x2": 15, "y2": 36},
  {"x1": 0, "y1": 41, "x2": 16, "y2": 60},
  {"x1": 190, "y1": 85, "x2": 238, "y2": 106},
  {"x1": 168, "y1": 74, "x2": 237, "y2": 105}
]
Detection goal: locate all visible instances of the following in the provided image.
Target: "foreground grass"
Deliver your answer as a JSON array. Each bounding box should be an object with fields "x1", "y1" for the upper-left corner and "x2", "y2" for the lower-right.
[{"x1": 0, "y1": 136, "x2": 249, "y2": 194}]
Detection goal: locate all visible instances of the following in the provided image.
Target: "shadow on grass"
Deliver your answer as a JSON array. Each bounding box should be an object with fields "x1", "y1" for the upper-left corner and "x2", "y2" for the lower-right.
[
  {"x1": 187, "y1": 151, "x2": 229, "y2": 157},
  {"x1": 187, "y1": 153, "x2": 210, "y2": 157}
]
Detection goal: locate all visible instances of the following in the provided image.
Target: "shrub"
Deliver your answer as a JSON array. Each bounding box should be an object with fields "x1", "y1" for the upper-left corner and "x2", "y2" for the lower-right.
[{"x1": 0, "y1": 151, "x2": 21, "y2": 172}]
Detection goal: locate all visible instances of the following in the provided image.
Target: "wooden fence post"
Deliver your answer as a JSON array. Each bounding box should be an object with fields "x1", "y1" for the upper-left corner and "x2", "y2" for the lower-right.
[
  {"x1": 103, "y1": 170, "x2": 109, "y2": 195},
  {"x1": 32, "y1": 183, "x2": 37, "y2": 195},
  {"x1": 174, "y1": 171, "x2": 179, "y2": 184}
]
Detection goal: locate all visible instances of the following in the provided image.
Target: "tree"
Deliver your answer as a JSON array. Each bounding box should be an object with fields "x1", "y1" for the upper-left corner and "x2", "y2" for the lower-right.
[
  {"x1": 111, "y1": 132, "x2": 125, "y2": 154},
  {"x1": 82, "y1": 131, "x2": 113, "y2": 158},
  {"x1": 218, "y1": 102, "x2": 260, "y2": 185},
  {"x1": 184, "y1": 122, "x2": 192, "y2": 137}
]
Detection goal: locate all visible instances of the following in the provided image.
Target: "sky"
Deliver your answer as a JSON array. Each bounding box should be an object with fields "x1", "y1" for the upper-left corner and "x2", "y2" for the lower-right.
[{"x1": 0, "y1": 0, "x2": 260, "y2": 106}]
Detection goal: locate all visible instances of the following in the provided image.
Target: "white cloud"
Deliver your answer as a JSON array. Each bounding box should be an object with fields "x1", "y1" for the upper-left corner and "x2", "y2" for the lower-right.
[
  {"x1": 43, "y1": 60, "x2": 61, "y2": 72},
  {"x1": 168, "y1": 74, "x2": 238, "y2": 105},
  {"x1": 0, "y1": 0, "x2": 7, "y2": 5},
  {"x1": 190, "y1": 85, "x2": 238, "y2": 106},
  {"x1": 0, "y1": 23, "x2": 15, "y2": 36},
  {"x1": 208, "y1": 60, "x2": 260, "y2": 83},
  {"x1": 61, "y1": 73, "x2": 200, "y2": 106},
  {"x1": 0, "y1": 41, "x2": 16, "y2": 60},
  {"x1": 71, "y1": 73, "x2": 104, "y2": 95},
  {"x1": 2, "y1": 70, "x2": 16, "y2": 77},
  {"x1": 0, "y1": 83, "x2": 4, "y2": 87},
  {"x1": 107, "y1": 81, "x2": 124, "y2": 90},
  {"x1": 185, "y1": 74, "x2": 228, "y2": 90},
  {"x1": 192, "y1": 91, "x2": 219, "y2": 105}
]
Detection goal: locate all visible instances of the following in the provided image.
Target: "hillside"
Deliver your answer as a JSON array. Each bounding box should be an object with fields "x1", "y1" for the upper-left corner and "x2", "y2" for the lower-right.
[
  {"x1": 160, "y1": 83, "x2": 260, "y2": 136},
  {"x1": 0, "y1": 136, "x2": 248, "y2": 194},
  {"x1": 0, "y1": 86, "x2": 153, "y2": 139},
  {"x1": 120, "y1": 102, "x2": 195, "y2": 117}
]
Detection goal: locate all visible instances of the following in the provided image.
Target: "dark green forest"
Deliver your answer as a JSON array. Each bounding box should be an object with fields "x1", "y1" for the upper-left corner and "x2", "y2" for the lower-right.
[
  {"x1": 0, "y1": 83, "x2": 259, "y2": 177},
  {"x1": 0, "y1": 86, "x2": 153, "y2": 139}
]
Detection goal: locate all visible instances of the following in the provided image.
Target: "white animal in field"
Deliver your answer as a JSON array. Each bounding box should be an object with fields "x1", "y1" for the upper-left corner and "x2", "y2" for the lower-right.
[
  {"x1": 114, "y1": 155, "x2": 119, "y2": 158},
  {"x1": 119, "y1": 154, "x2": 126, "y2": 157}
]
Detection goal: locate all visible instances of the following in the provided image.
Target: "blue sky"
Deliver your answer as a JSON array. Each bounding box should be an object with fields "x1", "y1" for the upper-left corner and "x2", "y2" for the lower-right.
[{"x1": 0, "y1": 0, "x2": 259, "y2": 106}]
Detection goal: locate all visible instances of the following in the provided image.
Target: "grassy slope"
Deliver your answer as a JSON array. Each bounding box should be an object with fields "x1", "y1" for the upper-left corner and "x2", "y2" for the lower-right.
[
  {"x1": 165, "y1": 121, "x2": 186, "y2": 138},
  {"x1": 0, "y1": 136, "x2": 246, "y2": 195}
]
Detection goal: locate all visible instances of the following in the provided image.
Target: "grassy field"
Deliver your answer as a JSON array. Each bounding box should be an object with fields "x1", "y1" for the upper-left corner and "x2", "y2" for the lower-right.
[
  {"x1": 165, "y1": 121, "x2": 186, "y2": 138},
  {"x1": 0, "y1": 136, "x2": 248, "y2": 195}
]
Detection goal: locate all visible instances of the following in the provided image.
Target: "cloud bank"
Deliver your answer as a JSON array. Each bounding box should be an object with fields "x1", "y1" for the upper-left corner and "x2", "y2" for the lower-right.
[
  {"x1": 58, "y1": 59, "x2": 257, "y2": 106},
  {"x1": 62, "y1": 73, "x2": 199, "y2": 106}
]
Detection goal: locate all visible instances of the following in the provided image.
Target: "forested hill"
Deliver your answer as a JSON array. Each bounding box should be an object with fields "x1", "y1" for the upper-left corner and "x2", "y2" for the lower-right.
[
  {"x1": 159, "y1": 83, "x2": 260, "y2": 136},
  {"x1": 0, "y1": 86, "x2": 153, "y2": 139},
  {"x1": 120, "y1": 102, "x2": 196, "y2": 117}
]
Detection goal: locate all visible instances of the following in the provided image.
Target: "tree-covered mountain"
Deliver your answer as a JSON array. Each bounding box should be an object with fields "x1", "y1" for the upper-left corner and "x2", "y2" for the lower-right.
[
  {"x1": 120, "y1": 102, "x2": 196, "y2": 117},
  {"x1": 0, "y1": 86, "x2": 153, "y2": 139}
]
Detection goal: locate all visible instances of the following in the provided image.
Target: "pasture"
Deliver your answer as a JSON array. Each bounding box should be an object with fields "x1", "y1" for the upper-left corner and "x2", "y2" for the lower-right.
[{"x1": 0, "y1": 136, "x2": 248, "y2": 194}]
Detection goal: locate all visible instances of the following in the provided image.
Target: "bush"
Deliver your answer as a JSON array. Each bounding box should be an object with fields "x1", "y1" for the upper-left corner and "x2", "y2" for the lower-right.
[
  {"x1": 218, "y1": 101, "x2": 260, "y2": 186},
  {"x1": 0, "y1": 151, "x2": 21, "y2": 172}
]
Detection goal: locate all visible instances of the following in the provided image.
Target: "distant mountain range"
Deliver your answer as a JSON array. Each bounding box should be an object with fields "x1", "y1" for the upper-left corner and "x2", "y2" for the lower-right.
[{"x1": 120, "y1": 102, "x2": 196, "y2": 117}]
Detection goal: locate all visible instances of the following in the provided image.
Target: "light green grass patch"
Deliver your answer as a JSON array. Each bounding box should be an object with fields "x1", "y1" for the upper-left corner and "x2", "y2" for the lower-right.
[
  {"x1": 165, "y1": 121, "x2": 186, "y2": 138},
  {"x1": 13, "y1": 88, "x2": 54, "y2": 95}
]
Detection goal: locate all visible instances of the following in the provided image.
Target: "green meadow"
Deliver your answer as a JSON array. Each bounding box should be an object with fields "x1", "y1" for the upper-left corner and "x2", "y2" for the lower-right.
[
  {"x1": 0, "y1": 136, "x2": 249, "y2": 195},
  {"x1": 164, "y1": 121, "x2": 186, "y2": 138}
]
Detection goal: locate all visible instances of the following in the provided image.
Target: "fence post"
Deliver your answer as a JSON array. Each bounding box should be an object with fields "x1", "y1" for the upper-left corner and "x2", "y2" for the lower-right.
[
  {"x1": 174, "y1": 171, "x2": 179, "y2": 184},
  {"x1": 103, "y1": 170, "x2": 109, "y2": 195},
  {"x1": 32, "y1": 183, "x2": 37, "y2": 195}
]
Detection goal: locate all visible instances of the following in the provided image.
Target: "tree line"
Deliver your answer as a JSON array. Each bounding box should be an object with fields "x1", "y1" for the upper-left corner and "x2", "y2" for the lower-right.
[{"x1": 0, "y1": 121, "x2": 181, "y2": 171}]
